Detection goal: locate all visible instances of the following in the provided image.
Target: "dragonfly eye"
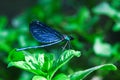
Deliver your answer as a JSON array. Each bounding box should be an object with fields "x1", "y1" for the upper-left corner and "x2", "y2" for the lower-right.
[{"x1": 69, "y1": 36, "x2": 74, "y2": 40}]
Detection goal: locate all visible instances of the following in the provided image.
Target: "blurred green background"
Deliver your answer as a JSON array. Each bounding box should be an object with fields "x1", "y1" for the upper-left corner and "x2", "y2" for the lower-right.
[{"x1": 0, "y1": 0, "x2": 120, "y2": 80}]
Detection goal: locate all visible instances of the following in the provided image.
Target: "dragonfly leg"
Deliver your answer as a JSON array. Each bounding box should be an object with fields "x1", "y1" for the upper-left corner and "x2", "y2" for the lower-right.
[{"x1": 62, "y1": 41, "x2": 69, "y2": 51}]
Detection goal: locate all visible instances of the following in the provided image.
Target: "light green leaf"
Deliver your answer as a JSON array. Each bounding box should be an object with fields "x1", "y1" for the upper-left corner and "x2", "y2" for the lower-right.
[
  {"x1": 92, "y1": 2, "x2": 116, "y2": 18},
  {"x1": 8, "y1": 60, "x2": 44, "y2": 75},
  {"x1": 35, "y1": 53, "x2": 45, "y2": 68},
  {"x1": 24, "y1": 52, "x2": 39, "y2": 70},
  {"x1": 42, "y1": 54, "x2": 54, "y2": 72},
  {"x1": 8, "y1": 58, "x2": 46, "y2": 75},
  {"x1": 32, "y1": 76, "x2": 47, "y2": 80},
  {"x1": 50, "y1": 50, "x2": 81, "y2": 79},
  {"x1": 93, "y1": 37, "x2": 112, "y2": 57},
  {"x1": 53, "y1": 73, "x2": 70, "y2": 80},
  {"x1": 8, "y1": 61, "x2": 30, "y2": 70},
  {"x1": 69, "y1": 64, "x2": 117, "y2": 80},
  {"x1": 8, "y1": 50, "x2": 47, "y2": 75}
]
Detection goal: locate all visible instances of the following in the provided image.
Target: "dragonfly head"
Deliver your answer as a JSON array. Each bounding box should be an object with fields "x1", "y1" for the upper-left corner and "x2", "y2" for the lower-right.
[{"x1": 64, "y1": 35, "x2": 74, "y2": 41}]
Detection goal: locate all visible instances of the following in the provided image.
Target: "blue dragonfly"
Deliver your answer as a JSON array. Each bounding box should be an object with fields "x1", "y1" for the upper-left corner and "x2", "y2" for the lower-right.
[{"x1": 16, "y1": 20, "x2": 73, "y2": 51}]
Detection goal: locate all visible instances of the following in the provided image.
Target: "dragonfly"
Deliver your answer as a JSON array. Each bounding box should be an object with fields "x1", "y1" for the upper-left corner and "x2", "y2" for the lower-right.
[{"x1": 16, "y1": 20, "x2": 74, "y2": 51}]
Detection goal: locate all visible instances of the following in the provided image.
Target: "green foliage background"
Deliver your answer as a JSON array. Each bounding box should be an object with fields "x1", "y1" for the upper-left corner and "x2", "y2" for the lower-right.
[{"x1": 0, "y1": 0, "x2": 120, "y2": 80}]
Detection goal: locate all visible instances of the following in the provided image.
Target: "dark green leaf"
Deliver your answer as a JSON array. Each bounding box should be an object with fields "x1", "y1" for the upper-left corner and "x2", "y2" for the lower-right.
[
  {"x1": 69, "y1": 64, "x2": 117, "y2": 80},
  {"x1": 0, "y1": 16, "x2": 7, "y2": 30},
  {"x1": 113, "y1": 22, "x2": 120, "y2": 31}
]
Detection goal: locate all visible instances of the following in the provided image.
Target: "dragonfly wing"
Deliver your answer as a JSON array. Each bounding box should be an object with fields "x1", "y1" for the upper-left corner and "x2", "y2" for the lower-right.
[{"x1": 29, "y1": 21, "x2": 64, "y2": 43}]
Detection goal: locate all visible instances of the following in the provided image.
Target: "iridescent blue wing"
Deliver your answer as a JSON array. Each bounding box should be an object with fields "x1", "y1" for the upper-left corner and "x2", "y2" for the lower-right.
[{"x1": 29, "y1": 21, "x2": 64, "y2": 43}]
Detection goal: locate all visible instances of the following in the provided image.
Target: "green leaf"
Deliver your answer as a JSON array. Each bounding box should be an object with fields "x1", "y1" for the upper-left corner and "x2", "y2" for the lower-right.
[
  {"x1": 42, "y1": 54, "x2": 54, "y2": 72},
  {"x1": 32, "y1": 76, "x2": 47, "y2": 80},
  {"x1": 50, "y1": 50, "x2": 81, "y2": 79},
  {"x1": 77, "y1": 7, "x2": 90, "y2": 26},
  {"x1": 113, "y1": 22, "x2": 120, "y2": 31},
  {"x1": 92, "y1": 2, "x2": 116, "y2": 18},
  {"x1": 12, "y1": 13, "x2": 27, "y2": 28},
  {"x1": 24, "y1": 52, "x2": 54, "y2": 72},
  {"x1": 0, "y1": 40, "x2": 11, "y2": 52},
  {"x1": 23, "y1": 52, "x2": 48, "y2": 75},
  {"x1": 93, "y1": 37, "x2": 112, "y2": 57},
  {"x1": 8, "y1": 50, "x2": 47, "y2": 75},
  {"x1": 24, "y1": 52, "x2": 40, "y2": 70},
  {"x1": 0, "y1": 30, "x2": 8, "y2": 39},
  {"x1": 0, "y1": 16, "x2": 7, "y2": 30},
  {"x1": 8, "y1": 58, "x2": 46, "y2": 75},
  {"x1": 8, "y1": 49, "x2": 25, "y2": 61},
  {"x1": 8, "y1": 61, "x2": 30, "y2": 69},
  {"x1": 69, "y1": 64, "x2": 117, "y2": 80},
  {"x1": 53, "y1": 73, "x2": 70, "y2": 80}
]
